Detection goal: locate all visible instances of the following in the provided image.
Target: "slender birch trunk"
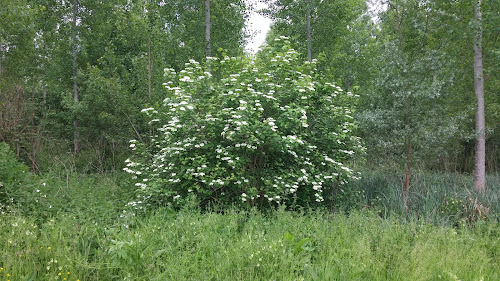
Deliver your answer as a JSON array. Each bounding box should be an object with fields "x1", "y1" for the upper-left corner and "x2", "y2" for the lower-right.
[
  {"x1": 72, "y1": 0, "x2": 80, "y2": 154},
  {"x1": 148, "y1": 37, "x2": 152, "y2": 101},
  {"x1": 205, "y1": 0, "x2": 211, "y2": 57},
  {"x1": 306, "y1": 0, "x2": 312, "y2": 62},
  {"x1": 0, "y1": 29, "x2": 3, "y2": 81},
  {"x1": 473, "y1": 0, "x2": 486, "y2": 192}
]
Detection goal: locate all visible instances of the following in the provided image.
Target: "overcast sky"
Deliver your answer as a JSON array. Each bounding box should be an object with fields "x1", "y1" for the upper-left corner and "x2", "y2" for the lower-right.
[
  {"x1": 244, "y1": 0, "x2": 272, "y2": 54},
  {"x1": 243, "y1": 0, "x2": 387, "y2": 54}
]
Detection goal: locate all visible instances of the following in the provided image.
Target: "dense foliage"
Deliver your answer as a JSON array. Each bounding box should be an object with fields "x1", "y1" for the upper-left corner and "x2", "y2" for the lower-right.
[
  {"x1": 263, "y1": 0, "x2": 366, "y2": 86},
  {"x1": 1, "y1": 0, "x2": 499, "y2": 175},
  {"x1": 2, "y1": 1, "x2": 500, "y2": 280},
  {"x1": 0, "y1": 0, "x2": 247, "y2": 172},
  {"x1": 124, "y1": 38, "x2": 363, "y2": 209},
  {"x1": 0, "y1": 142, "x2": 29, "y2": 214},
  {"x1": 262, "y1": 0, "x2": 500, "y2": 173}
]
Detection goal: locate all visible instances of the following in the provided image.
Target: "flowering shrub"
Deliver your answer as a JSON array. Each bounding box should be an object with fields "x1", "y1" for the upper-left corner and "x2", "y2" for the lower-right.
[{"x1": 125, "y1": 37, "x2": 364, "y2": 209}]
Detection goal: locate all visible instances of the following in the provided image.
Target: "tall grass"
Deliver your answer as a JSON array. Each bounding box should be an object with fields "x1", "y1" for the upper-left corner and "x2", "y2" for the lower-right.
[
  {"x1": 1, "y1": 208, "x2": 499, "y2": 280},
  {"x1": 345, "y1": 170, "x2": 500, "y2": 225},
  {"x1": 9, "y1": 171, "x2": 132, "y2": 225},
  {"x1": 1, "y1": 168, "x2": 499, "y2": 280}
]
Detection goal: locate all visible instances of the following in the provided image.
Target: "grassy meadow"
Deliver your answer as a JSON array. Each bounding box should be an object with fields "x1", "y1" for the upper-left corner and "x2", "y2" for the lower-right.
[{"x1": 1, "y1": 170, "x2": 499, "y2": 281}]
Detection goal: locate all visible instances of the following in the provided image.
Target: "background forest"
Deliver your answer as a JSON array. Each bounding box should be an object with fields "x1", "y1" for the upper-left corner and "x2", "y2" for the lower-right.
[
  {"x1": 2, "y1": 0, "x2": 499, "y2": 176},
  {"x1": 1, "y1": 0, "x2": 500, "y2": 280}
]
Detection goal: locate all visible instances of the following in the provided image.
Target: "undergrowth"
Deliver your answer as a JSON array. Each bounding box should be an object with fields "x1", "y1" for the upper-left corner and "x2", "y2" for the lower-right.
[
  {"x1": 336, "y1": 170, "x2": 500, "y2": 225},
  {"x1": 1, "y1": 143, "x2": 499, "y2": 280},
  {"x1": 1, "y1": 208, "x2": 499, "y2": 280}
]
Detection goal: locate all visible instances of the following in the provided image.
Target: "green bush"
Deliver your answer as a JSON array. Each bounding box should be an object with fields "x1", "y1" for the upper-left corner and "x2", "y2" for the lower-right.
[
  {"x1": 0, "y1": 142, "x2": 29, "y2": 213},
  {"x1": 125, "y1": 37, "x2": 364, "y2": 209}
]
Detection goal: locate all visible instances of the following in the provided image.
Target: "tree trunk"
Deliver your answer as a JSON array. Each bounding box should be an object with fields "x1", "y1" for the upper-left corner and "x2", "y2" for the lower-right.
[
  {"x1": 42, "y1": 83, "x2": 46, "y2": 105},
  {"x1": 391, "y1": 2, "x2": 412, "y2": 212},
  {"x1": 473, "y1": 0, "x2": 486, "y2": 193},
  {"x1": 306, "y1": 0, "x2": 312, "y2": 62},
  {"x1": 72, "y1": 0, "x2": 80, "y2": 154},
  {"x1": 0, "y1": 29, "x2": 3, "y2": 80},
  {"x1": 205, "y1": 0, "x2": 211, "y2": 57},
  {"x1": 404, "y1": 132, "x2": 412, "y2": 215},
  {"x1": 148, "y1": 37, "x2": 152, "y2": 101}
]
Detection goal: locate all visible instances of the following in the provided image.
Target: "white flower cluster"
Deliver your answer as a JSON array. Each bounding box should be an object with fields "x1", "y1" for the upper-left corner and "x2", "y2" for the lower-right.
[{"x1": 125, "y1": 41, "x2": 363, "y2": 209}]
